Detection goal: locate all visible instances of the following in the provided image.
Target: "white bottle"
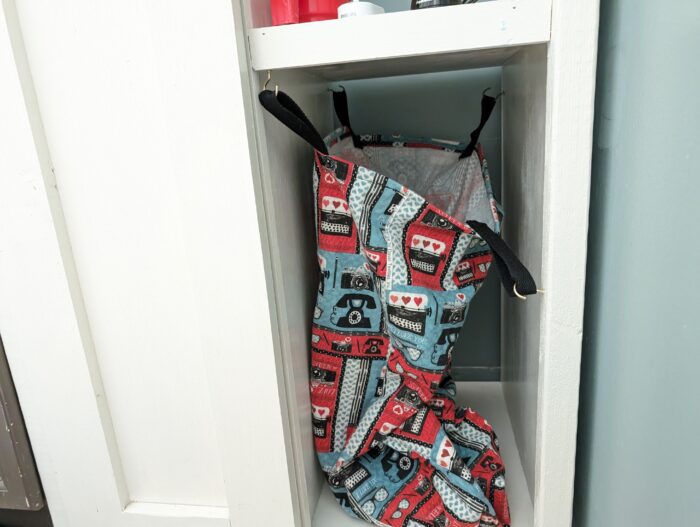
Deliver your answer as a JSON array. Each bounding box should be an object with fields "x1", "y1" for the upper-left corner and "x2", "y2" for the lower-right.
[{"x1": 338, "y1": 0, "x2": 385, "y2": 18}]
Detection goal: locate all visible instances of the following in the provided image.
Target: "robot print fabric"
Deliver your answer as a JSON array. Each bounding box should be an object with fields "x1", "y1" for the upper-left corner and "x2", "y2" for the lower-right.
[{"x1": 310, "y1": 131, "x2": 511, "y2": 527}]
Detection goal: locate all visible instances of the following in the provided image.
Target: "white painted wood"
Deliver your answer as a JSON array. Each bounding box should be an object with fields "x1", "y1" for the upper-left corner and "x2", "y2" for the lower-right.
[
  {"x1": 501, "y1": 44, "x2": 548, "y2": 498},
  {"x1": 533, "y1": 2, "x2": 600, "y2": 526},
  {"x1": 14, "y1": 0, "x2": 226, "y2": 502},
  {"x1": 234, "y1": 3, "x2": 340, "y2": 525},
  {"x1": 236, "y1": 0, "x2": 599, "y2": 519},
  {"x1": 248, "y1": 1, "x2": 551, "y2": 76},
  {"x1": 253, "y1": 46, "x2": 523, "y2": 82},
  {"x1": 1, "y1": 0, "x2": 599, "y2": 524},
  {"x1": 1, "y1": 5, "x2": 127, "y2": 525},
  {"x1": 1, "y1": 1, "x2": 296, "y2": 526},
  {"x1": 312, "y1": 383, "x2": 533, "y2": 527},
  {"x1": 241, "y1": 2, "x2": 598, "y2": 521},
  {"x1": 240, "y1": 65, "x2": 333, "y2": 527}
]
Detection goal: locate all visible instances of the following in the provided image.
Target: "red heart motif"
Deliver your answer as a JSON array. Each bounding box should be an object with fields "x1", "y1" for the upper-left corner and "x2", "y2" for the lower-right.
[
  {"x1": 333, "y1": 200, "x2": 340, "y2": 209},
  {"x1": 390, "y1": 295, "x2": 398, "y2": 303},
  {"x1": 432, "y1": 242, "x2": 441, "y2": 251},
  {"x1": 414, "y1": 297, "x2": 423, "y2": 306},
  {"x1": 342, "y1": 202, "x2": 348, "y2": 210},
  {"x1": 456, "y1": 293, "x2": 465, "y2": 301},
  {"x1": 439, "y1": 460, "x2": 448, "y2": 467},
  {"x1": 402, "y1": 296, "x2": 411, "y2": 305},
  {"x1": 412, "y1": 238, "x2": 419, "y2": 246},
  {"x1": 441, "y1": 448, "x2": 450, "y2": 458},
  {"x1": 422, "y1": 240, "x2": 430, "y2": 248},
  {"x1": 445, "y1": 439, "x2": 453, "y2": 448},
  {"x1": 323, "y1": 199, "x2": 329, "y2": 207},
  {"x1": 319, "y1": 409, "x2": 328, "y2": 417}
]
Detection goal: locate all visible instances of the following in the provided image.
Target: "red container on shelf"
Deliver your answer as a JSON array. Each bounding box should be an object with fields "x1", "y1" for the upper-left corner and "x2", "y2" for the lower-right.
[
  {"x1": 270, "y1": 0, "x2": 344, "y2": 26},
  {"x1": 271, "y1": 0, "x2": 300, "y2": 25},
  {"x1": 299, "y1": 0, "x2": 344, "y2": 22}
]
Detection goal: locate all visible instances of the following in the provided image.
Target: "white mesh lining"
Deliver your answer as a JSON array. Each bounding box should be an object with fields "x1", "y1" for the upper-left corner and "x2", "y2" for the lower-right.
[{"x1": 329, "y1": 136, "x2": 497, "y2": 231}]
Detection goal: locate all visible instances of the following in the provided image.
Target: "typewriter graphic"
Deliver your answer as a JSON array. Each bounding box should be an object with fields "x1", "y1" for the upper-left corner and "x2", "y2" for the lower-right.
[
  {"x1": 320, "y1": 196, "x2": 352, "y2": 236},
  {"x1": 311, "y1": 404, "x2": 330, "y2": 438},
  {"x1": 327, "y1": 461, "x2": 367, "y2": 513},
  {"x1": 363, "y1": 248, "x2": 382, "y2": 274},
  {"x1": 387, "y1": 292, "x2": 431, "y2": 336},
  {"x1": 454, "y1": 253, "x2": 491, "y2": 286},
  {"x1": 328, "y1": 461, "x2": 370, "y2": 492},
  {"x1": 409, "y1": 234, "x2": 446, "y2": 275},
  {"x1": 421, "y1": 209, "x2": 459, "y2": 231}
]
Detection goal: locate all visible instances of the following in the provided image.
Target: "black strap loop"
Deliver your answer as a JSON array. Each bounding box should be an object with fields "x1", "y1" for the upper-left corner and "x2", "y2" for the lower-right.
[
  {"x1": 259, "y1": 89, "x2": 328, "y2": 154},
  {"x1": 259, "y1": 89, "x2": 536, "y2": 297},
  {"x1": 467, "y1": 220, "x2": 538, "y2": 297},
  {"x1": 332, "y1": 88, "x2": 363, "y2": 149},
  {"x1": 459, "y1": 91, "x2": 498, "y2": 159}
]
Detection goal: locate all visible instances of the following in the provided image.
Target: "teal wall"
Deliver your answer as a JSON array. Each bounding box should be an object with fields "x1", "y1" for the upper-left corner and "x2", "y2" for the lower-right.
[
  {"x1": 574, "y1": 1, "x2": 700, "y2": 525},
  {"x1": 338, "y1": 67, "x2": 503, "y2": 380}
]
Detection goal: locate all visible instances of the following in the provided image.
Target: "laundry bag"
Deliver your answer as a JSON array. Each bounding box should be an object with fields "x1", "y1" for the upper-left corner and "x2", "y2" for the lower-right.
[{"x1": 260, "y1": 88, "x2": 537, "y2": 527}]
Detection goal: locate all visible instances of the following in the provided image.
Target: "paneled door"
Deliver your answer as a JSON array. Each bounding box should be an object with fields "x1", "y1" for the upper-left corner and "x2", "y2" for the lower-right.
[{"x1": 0, "y1": 2, "x2": 296, "y2": 526}]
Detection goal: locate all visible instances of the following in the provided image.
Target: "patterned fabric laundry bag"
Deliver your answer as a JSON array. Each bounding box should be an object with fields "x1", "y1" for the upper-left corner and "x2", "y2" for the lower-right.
[{"x1": 260, "y1": 88, "x2": 537, "y2": 527}]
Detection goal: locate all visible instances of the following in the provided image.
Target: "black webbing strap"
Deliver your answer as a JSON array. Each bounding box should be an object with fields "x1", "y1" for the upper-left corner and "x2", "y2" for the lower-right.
[
  {"x1": 259, "y1": 89, "x2": 536, "y2": 298},
  {"x1": 259, "y1": 89, "x2": 328, "y2": 154},
  {"x1": 459, "y1": 92, "x2": 498, "y2": 159},
  {"x1": 332, "y1": 88, "x2": 363, "y2": 148},
  {"x1": 467, "y1": 220, "x2": 538, "y2": 297}
]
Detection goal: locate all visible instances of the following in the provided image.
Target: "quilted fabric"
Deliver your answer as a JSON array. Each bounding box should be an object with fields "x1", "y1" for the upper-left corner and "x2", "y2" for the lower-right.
[{"x1": 310, "y1": 129, "x2": 511, "y2": 527}]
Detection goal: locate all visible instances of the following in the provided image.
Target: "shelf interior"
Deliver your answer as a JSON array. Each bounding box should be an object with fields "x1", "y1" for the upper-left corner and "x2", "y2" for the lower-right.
[
  {"x1": 312, "y1": 382, "x2": 533, "y2": 527},
  {"x1": 246, "y1": 40, "x2": 548, "y2": 525}
]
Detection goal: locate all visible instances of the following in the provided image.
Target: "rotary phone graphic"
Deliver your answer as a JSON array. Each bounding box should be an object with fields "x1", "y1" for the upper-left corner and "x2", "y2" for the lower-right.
[{"x1": 331, "y1": 293, "x2": 377, "y2": 328}]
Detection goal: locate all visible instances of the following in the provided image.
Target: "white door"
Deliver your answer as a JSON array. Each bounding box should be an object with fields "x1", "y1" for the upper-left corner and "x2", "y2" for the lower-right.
[{"x1": 0, "y1": 2, "x2": 296, "y2": 526}]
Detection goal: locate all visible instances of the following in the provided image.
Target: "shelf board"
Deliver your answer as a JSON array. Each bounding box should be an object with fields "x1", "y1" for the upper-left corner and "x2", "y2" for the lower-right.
[
  {"x1": 248, "y1": 1, "x2": 551, "y2": 80},
  {"x1": 312, "y1": 381, "x2": 534, "y2": 526}
]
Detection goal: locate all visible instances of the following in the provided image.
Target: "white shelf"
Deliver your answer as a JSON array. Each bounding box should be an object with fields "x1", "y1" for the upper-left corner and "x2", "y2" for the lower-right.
[
  {"x1": 312, "y1": 382, "x2": 533, "y2": 527},
  {"x1": 248, "y1": 1, "x2": 551, "y2": 80}
]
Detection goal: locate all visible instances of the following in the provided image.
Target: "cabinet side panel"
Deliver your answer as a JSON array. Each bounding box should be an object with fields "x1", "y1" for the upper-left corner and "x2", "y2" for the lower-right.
[
  {"x1": 535, "y1": 0, "x2": 599, "y2": 525},
  {"x1": 247, "y1": 70, "x2": 332, "y2": 526},
  {"x1": 501, "y1": 44, "x2": 547, "y2": 499}
]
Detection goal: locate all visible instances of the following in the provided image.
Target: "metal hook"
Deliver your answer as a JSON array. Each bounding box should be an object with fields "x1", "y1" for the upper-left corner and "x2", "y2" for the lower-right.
[
  {"x1": 483, "y1": 87, "x2": 506, "y2": 100},
  {"x1": 513, "y1": 284, "x2": 546, "y2": 300},
  {"x1": 264, "y1": 70, "x2": 280, "y2": 96}
]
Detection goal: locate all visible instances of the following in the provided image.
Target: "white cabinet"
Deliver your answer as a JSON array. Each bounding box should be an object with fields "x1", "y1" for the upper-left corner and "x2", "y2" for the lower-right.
[
  {"x1": 0, "y1": 1, "x2": 598, "y2": 526},
  {"x1": 234, "y1": 1, "x2": 600, "y2": 526},
  {"x1": 0, "y1": 2, "x2": 293, "y2": 526}
]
